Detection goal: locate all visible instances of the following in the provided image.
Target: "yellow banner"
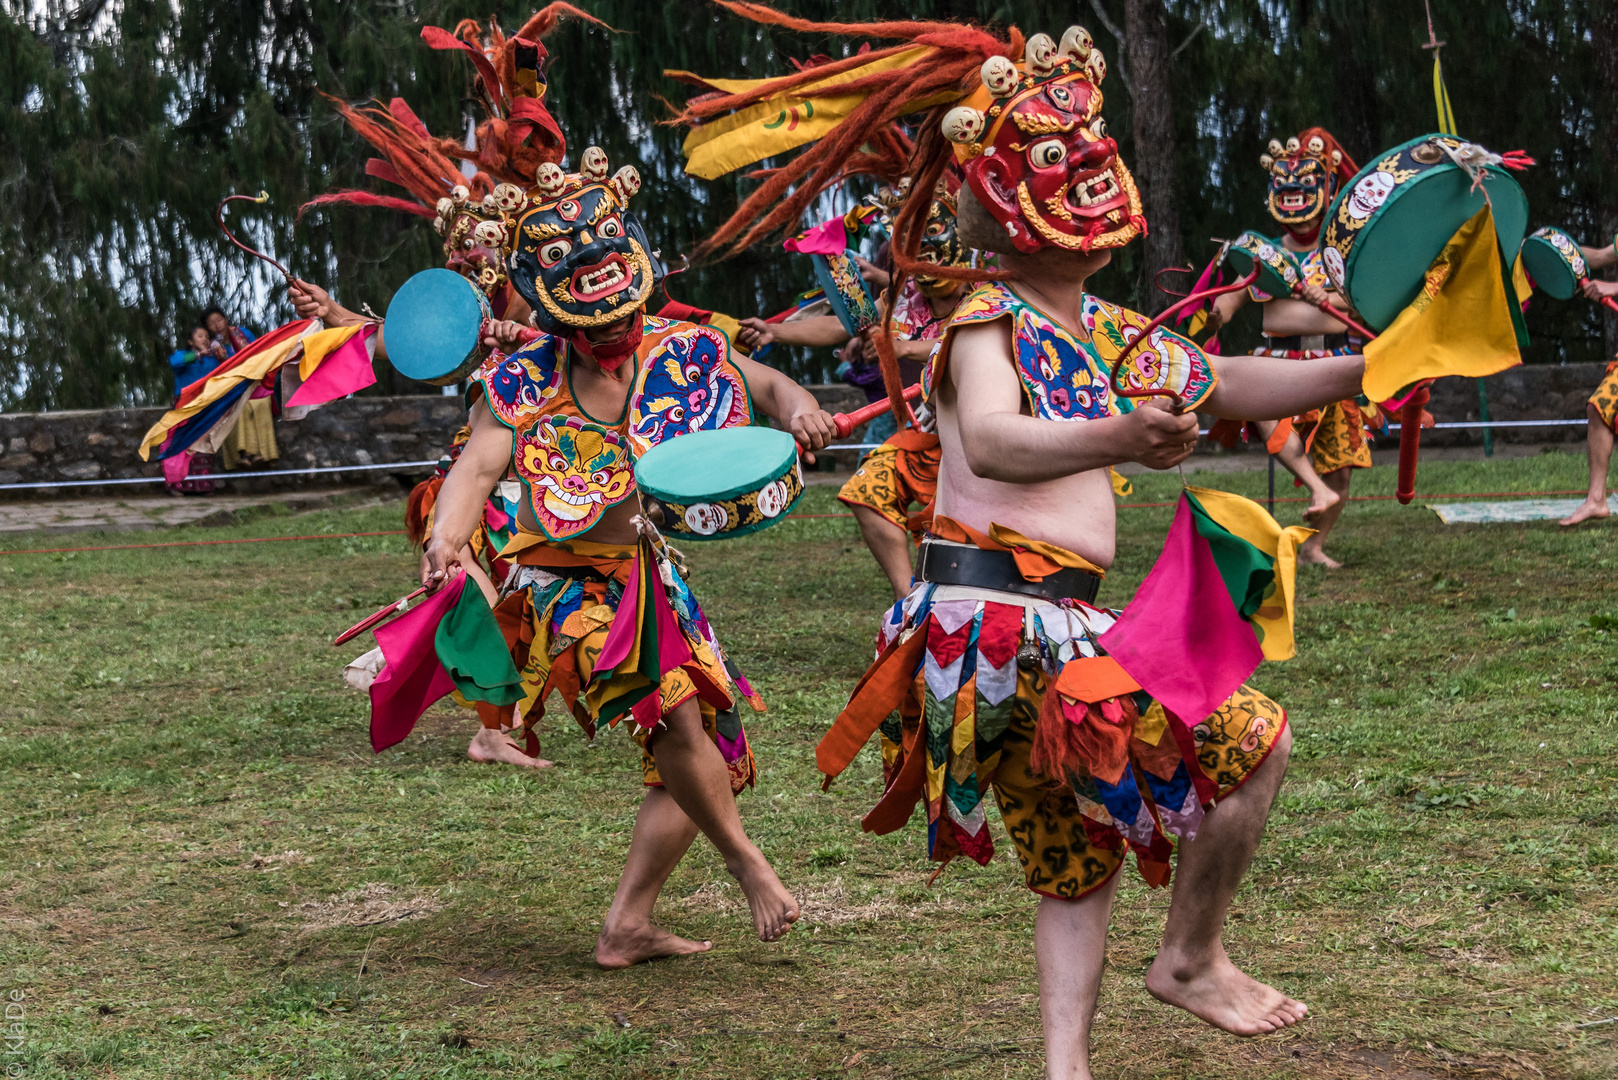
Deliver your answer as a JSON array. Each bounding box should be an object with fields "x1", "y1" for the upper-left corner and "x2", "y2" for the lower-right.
[
  {"x1": 1363, "y1": 206, "x2": 1522, "y2": 403},
  {"x1": 676, "y1": 47, "x2": 949, "y2": 180}
]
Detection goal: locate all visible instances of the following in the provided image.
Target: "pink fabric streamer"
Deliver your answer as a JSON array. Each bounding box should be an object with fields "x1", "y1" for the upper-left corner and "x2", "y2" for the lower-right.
[
  {"x1": 287, "y1": 327, "x2": 378, "y2": 407},
  {"x1": 593, "y1": 549, "x2": 642, "y2": 675},
  {"x1": 652, "y1": 568, "x2": 693, "y2": 674},
  {"x1": 368, "y1": 573, "x2": 467, "y2": 752},
  {"x1": 161, "y1": 453, "x2": 193, "y2": 485},
  {"x1": 1097, "y1": 496, "x2": 1263, "y2": 728},
  {"x1": 783, "y1": 218, "x2": 850, "y2": 255}
]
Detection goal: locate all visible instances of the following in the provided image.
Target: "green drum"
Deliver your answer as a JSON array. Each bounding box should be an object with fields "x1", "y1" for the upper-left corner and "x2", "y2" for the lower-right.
[
  {"x1": 634, "y1": 426, "x2": 804, "y2": 541},
  {"x1": 1519, "y1": 226, "x2": 1587, "y2": 301},
  {"x1": 1321, "y1": 134, "x2": 1529, "y2": 331},
  {"x1": 1223, "y1": 231, "x2": 1302, "y2": 299}
]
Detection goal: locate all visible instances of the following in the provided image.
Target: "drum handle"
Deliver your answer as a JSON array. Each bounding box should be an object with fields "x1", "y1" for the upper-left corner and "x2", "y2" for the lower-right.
[
  {"x1": 1311, "y1": 299, "x2": 1377, "y2": 343},
  {"x1": 1108, "y1": 268, "x2": 1260, "y2": 411},
  {"x1": 794, "y1": 383, "x2": 924, "y2": 453},
  {"x1": 334, "y1": 585, "x2": 429, "y2": 647},
  {"x1": 217, "y1": 192, "x2": 292, "y2": 281},
  {"x1": 1395, "y1": 384, "x2": 1431, "y2": 506}
]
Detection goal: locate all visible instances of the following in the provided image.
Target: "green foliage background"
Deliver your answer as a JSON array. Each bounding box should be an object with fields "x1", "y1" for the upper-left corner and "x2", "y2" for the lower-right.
[{"x1": 2, "y1": 0, "x2": 1615, "y2": 410}]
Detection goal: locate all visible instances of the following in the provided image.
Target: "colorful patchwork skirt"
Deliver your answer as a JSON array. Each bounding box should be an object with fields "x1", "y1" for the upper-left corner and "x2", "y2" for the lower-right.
[
  {"x1": 487, "y1": 537, "x2": 761, "y2": 793},
  {"x1": 822, "y1": 556, "x2": 1286, "y2": 900},
  {"x1": 1251, "y1": 343, "x2": 1377, "y2": 474}
]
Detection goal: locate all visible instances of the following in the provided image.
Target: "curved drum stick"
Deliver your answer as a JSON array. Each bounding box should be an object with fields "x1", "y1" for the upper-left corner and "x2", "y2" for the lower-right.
[{"x1": 217, "y1": 192, "x2": 293, "y2": 281}]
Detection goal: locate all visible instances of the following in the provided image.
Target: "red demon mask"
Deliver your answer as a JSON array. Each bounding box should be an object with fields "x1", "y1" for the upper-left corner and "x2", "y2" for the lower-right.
[{"x1": 941, "y1": 28, "x2": 1145, "y2": 254}]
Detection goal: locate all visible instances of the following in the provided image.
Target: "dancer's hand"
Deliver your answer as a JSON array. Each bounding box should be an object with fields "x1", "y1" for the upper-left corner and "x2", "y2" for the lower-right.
[
  {"x1": 288, "y1": 279, "x2": 337, "y2": 322},
  {"x1": 1124, "y1": 398, "x2": 1199, "y2": 470},
  {"x1": 855, "y1": 256, "x2": 890, "y2": 290},
  {"x1": 791, "y1": 406, "x2": 838, "y2": 463},
  {"x1": 1299, "y1": 281, "x2": 1332, "y2": 309},
  {"x1": 421, "y1": 537, "x2": 464, "y2": 592},
  {"x1": 736, "y1": 317, "x2": 775, "y2": 351},
  {"x1": 481, "y1": 319, "x2": 532, "y2": 352},
  {"x1": 1583, "y1": 278, "x2": 1618, "y2": 301}
]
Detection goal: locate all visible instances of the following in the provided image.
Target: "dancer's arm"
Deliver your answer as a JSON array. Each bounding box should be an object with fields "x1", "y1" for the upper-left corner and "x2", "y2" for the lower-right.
[
  {"x1": 287, "y1": 280, "x2": 392, "y2": 363},
  {"x1": 1204, "y1": 353, "x2": 1364, "y2": 420},
  {"x1": 1201, "y1": 288, "x2": 1250, "y2": 338},
  {"x1": 736, "y1": 314, "x2": 849, "y2": 351},
  {"x1": 422, "y1": 399, "x2": 512, "y2": 590},
  {"x1": 733, "y1": 355, "x2": 837, "y2": 456},
  {"x1": 949, "y1": 322, "x2": 1200, "y2": 483}
]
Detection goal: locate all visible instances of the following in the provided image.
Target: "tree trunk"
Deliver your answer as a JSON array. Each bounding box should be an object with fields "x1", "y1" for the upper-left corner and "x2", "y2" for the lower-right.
[
  {"x1": 1122, "y1": 0, "x2": 1185, "y2": 314},
  {"x1": 1591, "y1": 0, "x2": 1618, "y2": 358}
]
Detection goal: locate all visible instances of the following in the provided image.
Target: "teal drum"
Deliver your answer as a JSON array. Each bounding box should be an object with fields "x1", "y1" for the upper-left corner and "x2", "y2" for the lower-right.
[
  {"x1": 810, "y1": 249, "x2": 881, "y2": 337},
  {"x1": 635, "y1": 426, "x2": 804, "y2": 541},
  {"x1": 1519, "y1": 227, "x2": 1587, "y2": 301},
  {"x1": 383, "y1": 268, "x2": 492, "y2": 386},
  {"x1": 1321, "y1": 134, "x2": 1529, "y2": 331},
  {"x1": 1223, "y1": 231, "x2": 1302, "y2": 298}
]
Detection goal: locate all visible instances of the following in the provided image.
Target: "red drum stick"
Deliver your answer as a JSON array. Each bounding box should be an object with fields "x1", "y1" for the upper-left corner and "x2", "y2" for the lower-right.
[
  {"x1": 1395, "y1": 384, "x2": 1431, "y2": 506},
  {"x1": 796, "y1": 383, "x2": 924, "y2": 454},
  {"x1": 333, "y1": 586, "x2": 428, "y2": 647}
]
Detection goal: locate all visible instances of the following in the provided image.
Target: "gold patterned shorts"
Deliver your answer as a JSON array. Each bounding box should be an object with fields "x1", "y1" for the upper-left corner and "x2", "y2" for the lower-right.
[
  {"x1": 837, "y1": 431, "x2": 941, "y2": 532},
  {"x1": 1295, "y1": 400, "x2": 1373, "y2": 474},
  {"x1": 1591, "y1": 361, "x2": 1618, "y2": 432}
]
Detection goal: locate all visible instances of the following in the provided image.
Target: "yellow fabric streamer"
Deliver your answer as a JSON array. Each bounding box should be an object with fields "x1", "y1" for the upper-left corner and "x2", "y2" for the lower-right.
[
  {"x1": 1185, "y1": 486, "x2": 1313, "y2": 662},
  {"x1": 297, "y1": 323, "x2": 365, "y2": 381},
  {"x1": 1362, "y1": 206, "x2": 1522, "y2": 404},
  {"x1": 1432, "y1": 53, "x2": 1457, "y2": 136},
  {"x1": 676, "y1": 46, "x2": 950, "y2": 180},
  {"x1": 138, "y1": 329, "x2": 315, "y2": 460}
]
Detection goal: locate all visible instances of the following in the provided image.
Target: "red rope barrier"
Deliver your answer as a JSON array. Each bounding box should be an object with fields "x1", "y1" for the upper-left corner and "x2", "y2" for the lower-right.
[{"x1": 0, "y1": 530, "x2": 407, "y2": 557}]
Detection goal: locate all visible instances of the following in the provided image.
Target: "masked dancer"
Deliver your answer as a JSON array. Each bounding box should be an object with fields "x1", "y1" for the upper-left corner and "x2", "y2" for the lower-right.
[
  {"x1": 677, "y1": 7, "x2": 1377, "y2": 1074},
  {"x1": 1202, "y1": 130, "x2": 1369, "y2": 567},
  {"x1": 1559, "y1": 232, "x2": 1618, "y2": 526}
]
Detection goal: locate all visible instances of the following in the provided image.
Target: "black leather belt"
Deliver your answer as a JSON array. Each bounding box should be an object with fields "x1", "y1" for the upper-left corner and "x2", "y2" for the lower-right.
[
  {"x1": 916, "y1": 541, "x2": 1100, "y2": 604},
  {"x1": 1262, "y1": 332, "x2": 1360, "y2": 352}
]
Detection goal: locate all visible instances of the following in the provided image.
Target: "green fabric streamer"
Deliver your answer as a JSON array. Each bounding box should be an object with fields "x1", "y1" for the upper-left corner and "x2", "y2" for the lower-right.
[
  {"x1": 1185, "y1": 490, "x2": 1276, "y2": 622},
  {"x1": 434, "y1": 579, "x2": 523, "y2": 706}
]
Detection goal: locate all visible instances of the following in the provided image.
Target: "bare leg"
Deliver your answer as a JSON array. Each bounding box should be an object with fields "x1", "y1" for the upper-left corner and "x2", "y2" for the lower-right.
[
  {"x1": 467, "y1": 725, "x2": 553, "y2": 768},
  {"x1": 1146, "y1": 727, "x2": 1306, "y2": 1035},
  {"x1": 1256, "y1": 423, "x2": 1337, "y2": 521},
  {"x1": 850, "y1": 504, "x2": 914, "y2": 600},
  {"x1": 1297, "y1": 468, "x2": 1350, "y2": 568},
  {"x1": 1036, "y1": 872, "x2": 1123, "y2": 1080},
  {"x1": 595, "y1": 787, "x2": 711, "y2": 968},
  {"x1": 1560, "y1": 404, "x2": 1613, "y2": 526},
  {"x1": 649, "y1": 698, "x2": 799, "y2": 941}
]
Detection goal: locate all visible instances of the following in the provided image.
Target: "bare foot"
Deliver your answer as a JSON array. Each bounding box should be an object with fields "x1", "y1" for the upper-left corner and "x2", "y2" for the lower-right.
[
  {"x1": 467, "y1": 727, "x2": 554, "y2": 768},
  {"x1": 1301, "y1": 485, "x2": 1341, "y2": 523},
  {"x1": 728, "y1": 852, "x2": 799, "y2": 942},
  {"x1": 1297, "y1": 545, "x2": 1342, "y2": 569},
  {"x1": 595, "y1": 922, "x2": 712, "y2": 969},
  {"x1": 1558, "y1": 498, "x2": 1610, "y2": 527},
  {"x1": 1145, "y1": 949, "x2": 1307, "y2": 1036}
]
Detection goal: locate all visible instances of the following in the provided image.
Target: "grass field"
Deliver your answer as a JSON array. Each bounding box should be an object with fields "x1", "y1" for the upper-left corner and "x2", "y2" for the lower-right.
[{"x1": 2, "y1": 450, "x2": 1616, "y2": 1079}]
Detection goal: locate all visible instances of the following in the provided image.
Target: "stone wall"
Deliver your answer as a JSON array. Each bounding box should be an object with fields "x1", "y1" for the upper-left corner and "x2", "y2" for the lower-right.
[{"x1": 0, "y1": 365, "x2": 1602, "y2": 496}]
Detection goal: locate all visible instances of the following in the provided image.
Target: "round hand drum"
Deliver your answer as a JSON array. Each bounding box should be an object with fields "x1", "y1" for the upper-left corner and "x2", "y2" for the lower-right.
[
  {"x1": 810, "y1": 249, "x2": 882, "y2": 337},
  {"x1": 634, "y1": 427, "x2": 805, "y2": 541},
  {"x1": 1321, "y1": 134, "x2": 1529, "y2": 332},
  {"x1": 1519, "y1": 227, "x2": 1587, "y2": 301},
  {"x1": 1223, "y1": 231, "x2": 1302, "y2": 298},
  {"x1": 383, "y1": 268, "x2": 492, "y2": 386}
]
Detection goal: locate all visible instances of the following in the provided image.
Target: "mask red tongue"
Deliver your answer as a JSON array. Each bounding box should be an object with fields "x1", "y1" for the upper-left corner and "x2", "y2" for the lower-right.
[{"x1": 570, "y1": 317, "x2": 644, "y2": 372}]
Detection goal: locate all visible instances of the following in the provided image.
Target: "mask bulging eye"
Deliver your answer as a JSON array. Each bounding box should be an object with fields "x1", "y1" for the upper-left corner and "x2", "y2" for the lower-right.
[
  {"x1": 598, "y1": 215, "x2": 623, "y2": 239},
  {"x1": 539, "y1": 239, "x2": 572, "y2": 267},
  {"x1": 1029, "y1": 139, "x2": 1067, "y2": 169}
]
